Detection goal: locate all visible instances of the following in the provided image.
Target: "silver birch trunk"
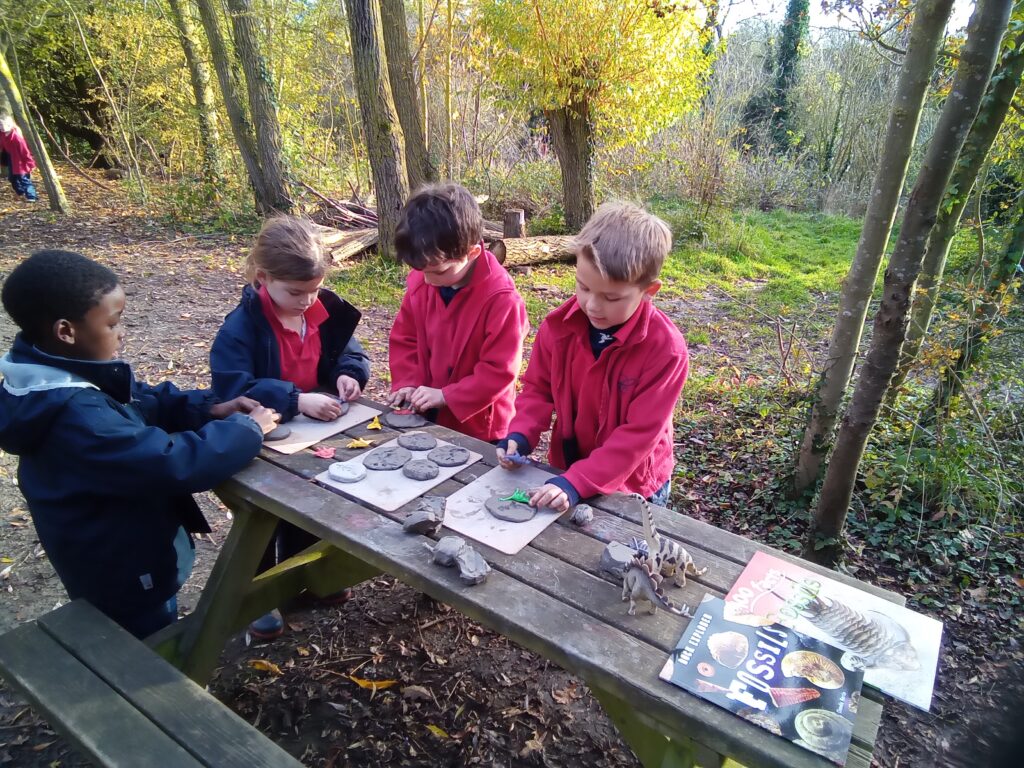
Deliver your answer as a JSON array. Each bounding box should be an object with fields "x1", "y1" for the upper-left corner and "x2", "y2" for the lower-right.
[
  {"x1": 889, "y1": 25, "x2": 1024, "y2": 396},
  {"x1": 790, "y1": 0, "x2": 955, "y2": 498},
  {"x1": 810, "y1": 0, "x2": 1014, "y2": 565}
]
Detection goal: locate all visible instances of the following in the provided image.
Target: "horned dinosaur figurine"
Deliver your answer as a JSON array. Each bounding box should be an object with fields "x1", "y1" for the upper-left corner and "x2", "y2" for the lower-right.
[
  {"x1": 621, "y1": 555, "x2": 693, "y2": 616},
  {"x1": 634, "y1": 493, "x2": 708, "y2": 588}
]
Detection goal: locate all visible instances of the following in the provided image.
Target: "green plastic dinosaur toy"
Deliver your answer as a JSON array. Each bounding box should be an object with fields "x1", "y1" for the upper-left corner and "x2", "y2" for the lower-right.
[{"x1": 500, "y1": 489, "x2": 531, "y2": 504}]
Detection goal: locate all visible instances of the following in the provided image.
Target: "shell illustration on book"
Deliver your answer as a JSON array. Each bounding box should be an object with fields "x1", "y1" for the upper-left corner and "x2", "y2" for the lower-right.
[
  {"x1": 791, "y1": 591, "x2": 921, "y2": 671},
  {"x1": 707, "y1": 631, "x2": 749, "y2": 668},
  {"x1": 793, "y1": 709, "x2": 853, "y2": 761},
  {"x1": 781, "y1": 651, "x2": 846, "y2": 689}
]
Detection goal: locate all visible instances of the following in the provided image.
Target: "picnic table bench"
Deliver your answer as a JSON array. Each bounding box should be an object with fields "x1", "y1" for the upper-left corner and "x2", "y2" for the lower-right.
[
  {"x1": 151, "y1": 397, "x2": 900, "y2": 768},
  {"x1": 0, "y1": 600, "x2": 302, "y2": 767}
]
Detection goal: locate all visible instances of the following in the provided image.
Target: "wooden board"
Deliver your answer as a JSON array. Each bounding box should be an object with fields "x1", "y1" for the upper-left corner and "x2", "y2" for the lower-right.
[
  {"x1": 314, "y1": 437, "x2": 482, "y2": 512},
  {"x1": 263, "y1": 403, "x2": 381, "y2": 454},
  {"x1": 441, "y1": 464, "x2": 564, "y2": 555}
]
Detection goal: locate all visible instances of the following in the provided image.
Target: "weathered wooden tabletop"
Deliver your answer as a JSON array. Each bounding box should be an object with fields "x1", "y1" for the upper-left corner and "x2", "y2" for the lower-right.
[{"x1": 179, "y1": 398, "x2": 897, "y2": 768}]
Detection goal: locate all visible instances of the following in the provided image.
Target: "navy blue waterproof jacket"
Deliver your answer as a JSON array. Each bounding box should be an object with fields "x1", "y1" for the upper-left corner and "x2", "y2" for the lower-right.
[
  {"x1": 210, "y1": 285, "x2": 370, "y2": 421},
  {"x1": 0, "y1": 336, "x2": 264, "y2": 617}
]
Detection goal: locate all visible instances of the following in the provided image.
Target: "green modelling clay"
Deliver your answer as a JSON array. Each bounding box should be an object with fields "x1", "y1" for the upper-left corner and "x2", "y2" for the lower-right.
[{"x1": 500, "y1": 489, "x2": 531, "y2": 504}]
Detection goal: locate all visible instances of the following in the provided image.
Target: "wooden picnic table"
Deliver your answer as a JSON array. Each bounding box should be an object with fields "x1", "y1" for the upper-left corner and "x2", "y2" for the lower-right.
[{"x1": 151, "y1": 398, "x2": 898, "y2": 768}]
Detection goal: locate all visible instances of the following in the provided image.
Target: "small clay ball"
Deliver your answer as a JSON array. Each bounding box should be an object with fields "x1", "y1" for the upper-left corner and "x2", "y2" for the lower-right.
[
  {"x1": 397, "y1": 432, "x2": 437, "y2": 451},
  {"x1": 402, "y1": 459, "x2": 440, "y2": 481}
]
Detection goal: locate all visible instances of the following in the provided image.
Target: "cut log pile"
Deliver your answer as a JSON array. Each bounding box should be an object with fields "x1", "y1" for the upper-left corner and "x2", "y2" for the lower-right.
[{"x1": 304, "y1": 185, "x2": 568, "y2": 266}]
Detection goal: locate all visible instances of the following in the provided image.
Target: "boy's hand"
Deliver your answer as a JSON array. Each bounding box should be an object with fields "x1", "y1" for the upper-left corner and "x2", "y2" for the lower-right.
[
  {"x1": 249, "y1": 406, "x2": 281, "y2": 435},
  {"x1": 299, "y1": 392, "x2": 343, "y2": 421},
  {"x1": 497, "y1": 438, "x2": 522, "y2": 470},
  {"x1": 209, "y1": 396, "x2": 261, "y2": 419},
  {"x1": 387, "y1": 386, "x2": 416, "y2": 408},
  {"x1": 410, "y1": 386, "x2": 445, "y2": 412},
  {"x1": 336, "y1": 374, "x2": 362, "y2": 401},
  {"x1": 529, "y1": 483, "x2": 570, "y2": 514}
]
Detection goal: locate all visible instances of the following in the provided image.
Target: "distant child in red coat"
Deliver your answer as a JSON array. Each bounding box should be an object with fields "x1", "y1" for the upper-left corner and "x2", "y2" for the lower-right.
[
  {"x1": 388, "y1": 183, "x2": 528, "y2": 442},
  {"x1": 0, "y1": 116, "x2": 38, "y2": 202},
  {"x1": 497, "y1": 202, "x2": 689, "y2": 513}
]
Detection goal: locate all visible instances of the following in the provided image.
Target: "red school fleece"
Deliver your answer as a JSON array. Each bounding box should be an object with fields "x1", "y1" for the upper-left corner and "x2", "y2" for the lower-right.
[
  {"x1": 0, "y1": 128, "x2": 35, "y2": 176},
  {"x1": 388, "y1": 248, "x2": 529, "y2": 442},
  {"x1": 258, "y1": 284, "x2": 328, "y2": 394},
  {"x1": 509, "y1": 297, "x2": 689, "y2": 499}
]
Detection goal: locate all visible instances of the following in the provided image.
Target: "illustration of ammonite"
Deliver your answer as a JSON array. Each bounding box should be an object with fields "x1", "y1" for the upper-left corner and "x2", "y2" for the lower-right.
[
  {"x1": 737, "y1": 708, "x2": 783, "y2": 736},
  {"x1": 793, "y1": 709, "x2": 853, "y2": 757},
  {"x1": 707, "y1": 631, "x2": 749, "y2": 668},
  {"x1": 781, "y1": 651, "x2": 846, "y2": 689}
]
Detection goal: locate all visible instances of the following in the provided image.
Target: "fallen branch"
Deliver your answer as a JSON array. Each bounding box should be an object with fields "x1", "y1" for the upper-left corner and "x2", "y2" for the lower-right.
[{"x1": 32, "y1": 107, "x2": 117, "y2": 193}]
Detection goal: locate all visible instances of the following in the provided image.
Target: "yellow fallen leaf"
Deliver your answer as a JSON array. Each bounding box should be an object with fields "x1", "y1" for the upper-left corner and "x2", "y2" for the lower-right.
[
  {"x1": 296, "y1": 646, "x2": 311, "y2": 657},
  {"x1": 0, "y1": 557, "x2": 12, "y2": 563},
  {"x1": 348, "y1": 675, "x2": 398, "y2": 691},
  {"x1": 248, "y1": 659, "x2": 283, "y2": 675},
  {"x1": 346, "y1": 437, "x2": 374, "y2": 449},
  {"x1": 367, "y1": 415, "x2": 382, "y2": 430},
  {"x1": 426, "y1": 724, "x2": 449, "y2": 739}
]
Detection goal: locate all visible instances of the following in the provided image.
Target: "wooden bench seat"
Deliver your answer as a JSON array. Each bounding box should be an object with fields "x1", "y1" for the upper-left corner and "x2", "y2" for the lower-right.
[{"x1": 0, "y1": 601, "x2": 302, "y2": 768}]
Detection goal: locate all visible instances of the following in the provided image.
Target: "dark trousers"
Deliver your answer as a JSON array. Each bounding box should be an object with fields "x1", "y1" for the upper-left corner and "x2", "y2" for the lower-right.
[{"x1": 10, "y1": 172, "x2": 37, "y2": 200}]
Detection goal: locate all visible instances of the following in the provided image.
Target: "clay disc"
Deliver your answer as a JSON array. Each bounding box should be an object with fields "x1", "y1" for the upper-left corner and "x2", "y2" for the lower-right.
[
  {"x1": 427, "y1": 445, "x2": 469, "y2": 467},
  {"x1": 397, "y1": 432, "x2": 437, "y2": 451},
  {"x1": 264, "y1": 425, "x2": 291, "y2": 441},
  {"x1": 484, "y1": 495, "x2": 537, "y2": 523},
  {"x1": 363, "y1": 445, "x2": 412, "y2": 471},
  {"x1": 383, "y1": 410, "x2": 429, "y2": 429},
  {"x1": 328, "y1": 461, "x2": 366, "y2": 483},
  {"x1": 402, "y1": 459, "x2": 440, "y2": 481}
]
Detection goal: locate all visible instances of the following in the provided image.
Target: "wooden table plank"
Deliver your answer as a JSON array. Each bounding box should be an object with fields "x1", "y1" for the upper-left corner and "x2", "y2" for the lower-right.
[
  {"x1": 38, "y1": 602, "x2": 303, "y2": 768},
  {"x1": 0, "y1": 623, "x2": 202, "y2": 767},
  {"x1": 219, "y1": 460, "x2": 882, "y2": 766}
]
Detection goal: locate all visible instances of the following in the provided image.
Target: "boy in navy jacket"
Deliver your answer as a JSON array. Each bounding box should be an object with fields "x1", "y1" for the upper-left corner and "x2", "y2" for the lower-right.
[{"x1": 0, "y1": 250, "x2": 279, "y2": 638}]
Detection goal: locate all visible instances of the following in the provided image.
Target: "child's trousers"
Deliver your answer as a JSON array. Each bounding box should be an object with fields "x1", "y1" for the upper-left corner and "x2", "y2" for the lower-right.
[{"x1": 10, "y1": 172, "x2": 37, "y2": 201}]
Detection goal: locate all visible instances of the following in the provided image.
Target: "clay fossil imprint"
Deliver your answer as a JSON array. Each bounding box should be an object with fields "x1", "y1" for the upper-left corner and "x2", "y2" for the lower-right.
[
  {"x1": 363, "y1": 445, "x2": 412, "y2": 471},
  {"x1": 396, "y1": 432, "x2": 437, "y2": 451},
  {"x1": 382, "y1": 409, "x2": 429, "y2": 429}
]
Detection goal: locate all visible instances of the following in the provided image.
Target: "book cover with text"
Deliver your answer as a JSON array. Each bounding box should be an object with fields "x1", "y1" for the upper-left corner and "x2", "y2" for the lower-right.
[
  {"x1": 660, "y1": 595, "x2": 864, "y2": 765},
  {"x1": 724, "y1": 551, "x2": 942, "y2": 711}
]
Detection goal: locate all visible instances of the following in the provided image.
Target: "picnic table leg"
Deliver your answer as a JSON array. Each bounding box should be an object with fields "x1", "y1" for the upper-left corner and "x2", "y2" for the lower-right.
[
  {"x1": 175, "y1": 498, "x2": 278, "y2": 684},
  {"x1": 590, "y1": 685, "x2": 700, "y2": 768}
]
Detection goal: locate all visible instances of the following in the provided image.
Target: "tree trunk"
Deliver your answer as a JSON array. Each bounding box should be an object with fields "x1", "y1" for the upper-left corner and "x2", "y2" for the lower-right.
[
  {"x1": 789, "y1": 0, "x2": 955, "y2": 500},
  {"x1": 546, "y1": 101, "x2": 595, "y2": 232},
  {"x1": 808, "y1": 0, "x2": 1013, "y2": 566},
  {"x1": 889, "y1": 26, "x2": 1024, "y2": 396},
  {"x1": 487, "y1": 235, "x2": 575, "y2": 267},
  {"x1": 0, "y1": 42, "x2": 69, "y2": 213},
  {"x1": 929, "y1": 192, "x2": 1024, "y2": 418},
  {"x1": 226, "y1": 0, "x2": 292, "y2": 214},
  {"x1": 344, "y1": 0, "x2": 410, "y2": 261},
  {"x1": 194, "y1": 0, "x2": 270, "y2": 210},
  {"x1": 444, "y1": 0, "x2": 454, "y2": 177},
  {"x1": 379, "y1": 0, "x2": 435, "y2": 190},
  {"x1": 167, "y1": 0, "x2": 223, "y2": 186}
]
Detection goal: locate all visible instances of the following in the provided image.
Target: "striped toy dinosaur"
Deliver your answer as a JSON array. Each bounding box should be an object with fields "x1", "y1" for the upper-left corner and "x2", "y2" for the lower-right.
[
  {"x1": 634, "y1": 493, "x2": 708, "y2": 588},
  {"x1": 621, "y1": 555, "x2": 693, "y2": 616}
]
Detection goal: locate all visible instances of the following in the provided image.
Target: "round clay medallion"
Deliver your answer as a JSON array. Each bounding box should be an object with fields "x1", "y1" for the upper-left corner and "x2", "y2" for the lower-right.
[
  {"x1": 328, "y1": 461, "x2": 366, "y2": 483},
  {"x1": 484, "y1": 495, "x2": 537, "y2": 523},
  {"x1": 397, "y1": 432, "x2": 437, "y2": 451},
  {"x1": 383, "y1": 410, "x2": 429, "y2": 429},
  {"x1": 363, "y1": 445, "x2": 413, "y2": 471},
  {"x1": 264, "y1": 425, "x2": 291, "y2": 441},
  {"x1": 402, "y1": 459, "x2": 440, "y2": 481},
  {"x1": 427, "y1": 445, "x2": 469, "y2": 467}
]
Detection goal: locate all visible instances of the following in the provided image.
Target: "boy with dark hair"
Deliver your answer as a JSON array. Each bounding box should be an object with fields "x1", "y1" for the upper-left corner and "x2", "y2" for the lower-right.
[
  {"x1": 498, "y1": 202, "x2": 689, "y2": 512},
  {"x1": 388, "y1": 183, "x2": 528, "y2": 442},
  {"x1": 0, "y1": 250, "x2": 279, "y2": 638}
]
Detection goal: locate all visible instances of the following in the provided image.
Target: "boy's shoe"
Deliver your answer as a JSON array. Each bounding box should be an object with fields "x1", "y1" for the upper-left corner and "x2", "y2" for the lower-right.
[{"x1": 248, "y1": 608, "x2": 284, "y2": 640}]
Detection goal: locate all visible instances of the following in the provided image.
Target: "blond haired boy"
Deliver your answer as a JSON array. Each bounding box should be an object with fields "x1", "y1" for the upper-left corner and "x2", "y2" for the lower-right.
[{"x1": 498, "y1": 202, "x2": 689, "y2": 511}]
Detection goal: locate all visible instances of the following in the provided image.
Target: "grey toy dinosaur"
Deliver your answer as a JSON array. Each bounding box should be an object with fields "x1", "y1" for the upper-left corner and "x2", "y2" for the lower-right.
[
  {"x1": 621, "y1": 556, "x2": 693, "y2": 616},
  {"x1": 634, "y1": 493, "x2": 707, "y2": 587}
]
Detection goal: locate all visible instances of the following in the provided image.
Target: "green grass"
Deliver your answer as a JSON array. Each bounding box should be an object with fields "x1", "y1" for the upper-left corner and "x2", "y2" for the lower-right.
[
  {"x1": 329, "y1": 255, "x2": 407, "y2": 311},
  {"x1": 653, "y1": 202, "x2": 863, "y2": 312}
]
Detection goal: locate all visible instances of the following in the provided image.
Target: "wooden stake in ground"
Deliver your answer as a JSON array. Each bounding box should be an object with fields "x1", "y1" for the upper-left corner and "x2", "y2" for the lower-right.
[
  {"x1": 809, "y1": 0, "x2": 1014, "y2": 565},
  {"x1": 789, "y1": 0, "x2": 955, "y2": 499},
  {"x1": 0, "y1": 40, "x2": 69, "y2": 213}
]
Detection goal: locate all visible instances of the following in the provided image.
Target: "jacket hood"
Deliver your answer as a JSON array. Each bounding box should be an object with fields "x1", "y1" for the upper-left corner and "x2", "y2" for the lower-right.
[{"x1": 0, "y1": 336, "x2": 132, "y2": 454}]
